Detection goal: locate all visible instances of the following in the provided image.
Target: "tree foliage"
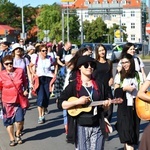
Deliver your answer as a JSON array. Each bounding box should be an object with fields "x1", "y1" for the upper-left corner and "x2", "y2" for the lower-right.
[
  {"x1": 36, "y1": 4, "x2": 62, "y2": 41},
  {"x1": 83, "y1": 17, "x2": 108, "y2": 43},
  {"x1": 36, "y1": 4, "x2": 80, "y2": 43},
  {"x1": 0, "y1": 1, "x2": 21, "y2": 28}
]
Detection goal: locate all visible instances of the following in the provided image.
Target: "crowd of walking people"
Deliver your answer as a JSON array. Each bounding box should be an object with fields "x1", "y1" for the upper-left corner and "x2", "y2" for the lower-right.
[{"x1": 0, "y1": 39, "x2": 149, "y2": 150}]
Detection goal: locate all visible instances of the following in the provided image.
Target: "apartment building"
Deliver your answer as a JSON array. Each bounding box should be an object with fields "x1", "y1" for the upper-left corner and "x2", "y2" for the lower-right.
[{"x1": 70, "y1": 0, "x2": 143, "y2": 43}]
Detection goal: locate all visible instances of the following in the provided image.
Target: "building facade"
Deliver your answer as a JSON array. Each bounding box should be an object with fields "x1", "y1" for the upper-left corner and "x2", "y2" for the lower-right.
[{"x1": 70, "y1": 0, "x2": 143, "y2": 43}]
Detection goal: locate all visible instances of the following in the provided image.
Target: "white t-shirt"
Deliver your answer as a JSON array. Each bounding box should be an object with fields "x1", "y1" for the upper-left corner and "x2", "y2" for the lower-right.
[
  {"x1": 117, "y1": 56, "x2": 145, "y2": 72},
  {"x1": 47, "y1": 51, "x2": 57, "y2": 71},
  {"x1": 31, "y1": 54, "x2": 53, "y2": 78},
  {"x1": 114, "y1": 72, "x2": 144, "y2": 106},
  {"x1": 146, "y1": 72, "x2": 150, "y2": 80}
]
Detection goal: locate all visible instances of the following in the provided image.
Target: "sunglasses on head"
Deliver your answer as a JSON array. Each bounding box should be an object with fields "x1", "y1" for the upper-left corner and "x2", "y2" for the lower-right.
[
  {"x1": 4, "y1": 62, "x2": 13, "y2": 66},
  {"x1": 41, "y1": 49, "x2": 47, "y2": 52},
  {"x1": 82, "y1": 62, "x2": 96, "y2": 69}
]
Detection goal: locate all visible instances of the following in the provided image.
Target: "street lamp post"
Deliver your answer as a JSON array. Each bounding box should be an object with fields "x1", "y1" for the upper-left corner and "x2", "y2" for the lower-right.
[
  {"x1": 67, "y1": 2, "x2": 70, "y2": 42},
  {"x1": 62, "y1": 9, "x2": 65, "y2": 43},
  {"x1": 80, "y1": 6, "x2": 84, "y2": 44},
  {"x1": 21, "y1": 0, "x2": 25, "y2": 40}
]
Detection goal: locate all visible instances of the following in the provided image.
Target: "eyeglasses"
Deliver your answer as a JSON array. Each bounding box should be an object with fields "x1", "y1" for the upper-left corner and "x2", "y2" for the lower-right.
[
  {"x1": 121, "y1": 61, "x2": 130, "y2": 65},
  {"x1": 82, "y1": 62, "x2": 96, "y2": 69},
  {"x1": 41, "y1": 50, "x2": 47, "y2": 52},
  {"x1": 4, "y1": 62, "x2": 13, "y2": 66}
]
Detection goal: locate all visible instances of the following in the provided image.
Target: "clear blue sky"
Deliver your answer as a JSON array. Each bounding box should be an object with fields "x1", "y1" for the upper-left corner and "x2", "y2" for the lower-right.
[
  {"x1": 9, "y1": 0, "x2": 150, "y2": 7},
  {"x1": 9, "y1": 0, "x2": 61, "y2": 7}
]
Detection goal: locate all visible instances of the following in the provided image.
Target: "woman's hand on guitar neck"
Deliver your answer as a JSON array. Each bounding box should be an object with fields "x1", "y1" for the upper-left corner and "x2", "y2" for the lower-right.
[{"x1": 102, "y1": 99, "x2": 112, "y2": 110}]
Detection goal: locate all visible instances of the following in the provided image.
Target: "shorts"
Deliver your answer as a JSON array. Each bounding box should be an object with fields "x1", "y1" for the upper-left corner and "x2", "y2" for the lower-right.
[{"x1": 3, "y1": 106, "x2": 24, "y2": 127}]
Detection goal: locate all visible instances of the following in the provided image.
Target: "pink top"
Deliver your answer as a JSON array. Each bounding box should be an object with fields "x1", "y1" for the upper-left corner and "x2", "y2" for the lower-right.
[{"x1": 0, "y1": 68, "x2": 27, "y2": 103}]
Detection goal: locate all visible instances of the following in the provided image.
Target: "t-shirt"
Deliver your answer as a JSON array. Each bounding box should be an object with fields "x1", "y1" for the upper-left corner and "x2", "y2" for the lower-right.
[
  {"x1": 146, "y1": 72, "x2": 150, "y2": 80},
  {"x1": 114, "y1": 72, "x2": 144, "y2": 106},
  {"x1": 94, "y1": 61, "x2": 112, "y2": 86},
  {"x1": 57, "y1": 48, "x2": 71, "y2": 63},
  {"x1": 13, "y1": 57, "x2": 29, "y2": 72},
  {"x1": 47, "y1": 51, "x2": 57, "y2": 71},
  {"x1": 31, "y1": 54, "x2": 53, "y2": 78}
]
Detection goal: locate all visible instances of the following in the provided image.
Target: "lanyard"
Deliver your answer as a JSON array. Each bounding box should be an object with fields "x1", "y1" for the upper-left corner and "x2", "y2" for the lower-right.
[{"x1": 83, "y1": 86, "x2": 94, "y2": 101}]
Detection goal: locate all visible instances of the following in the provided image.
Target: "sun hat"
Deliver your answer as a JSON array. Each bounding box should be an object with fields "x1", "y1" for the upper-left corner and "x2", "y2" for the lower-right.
[
  {"x1": 35, "y1": 43, "x2": 41, "y2": 47},
  {"x1": 12, "y1": 43, "x2": 24, "y2": 51},
  {"x1": 76, "y1": 55, "x2": 97, "y2": 68},
  {"x1": 27, "y1": 45, "x2": 35, "y2": 51}
]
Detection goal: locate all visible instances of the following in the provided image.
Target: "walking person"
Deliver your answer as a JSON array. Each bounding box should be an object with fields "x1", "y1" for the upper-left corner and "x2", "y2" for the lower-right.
[
  {"x1": 30, "y1": 44, "x2": 55, "y2": 124},
  {"x1": 94, "y1": 43, "x2": 114, "y2": 139},
  {"x1": 0, "y1": 55, "x2": 28, "y2": 146},
  {"x1": 57, "y1": 41, "x2": 72, "y2": 68},
  {"x1": 0, "y1": 41, "x2": 12, "y2": 71},
  {"x1": 114, "y1": 54, "x2": 144, "y2": 150},
  {"x1": 117, "y1": 42, "x2": 146, "y2": 80},
  {"x1": 57, "y1": 55, "x2": 113, "y2": 150}
]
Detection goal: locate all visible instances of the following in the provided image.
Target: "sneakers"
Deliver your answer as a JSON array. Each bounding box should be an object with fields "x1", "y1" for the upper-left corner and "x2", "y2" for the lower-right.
[
  {"x1": 28, "y1": 91, "x2": 32, "y2": 99},
  {"x1": 50, "y1": 93, "x2": 55, "y2": 98},
  {"x1": 38, "y1": 116, "x2": 45, "y2": 124},
  {"x1": 44, "y1": 108, "x2": 48, "y2": 115}
]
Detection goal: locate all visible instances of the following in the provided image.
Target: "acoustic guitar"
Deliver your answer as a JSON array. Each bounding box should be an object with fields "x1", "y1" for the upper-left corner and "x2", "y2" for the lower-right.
[
  {"x1": 67, "y1": 97, "x2": 123, "y2": 117},
  {"x1": 135, "y1": 91, "x2": 150, "y2": 120}
]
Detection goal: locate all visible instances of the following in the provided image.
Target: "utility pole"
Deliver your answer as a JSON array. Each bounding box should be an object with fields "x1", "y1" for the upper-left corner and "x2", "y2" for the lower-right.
[
  {"x1": 141, "y1": 0, "x2": 147, "y2": 57},
  {"x1": 80, "y1": 5, "x2": 84, "y2": 44},
  {"x1": 21, "y1": 0, "x2": 25, "y2": 40},
  {"x1": 62, "y1": 9, "x2": 65, "y2": 43},
  {"x1": 148, "y1": 0, "x2": 150, "y2": 54}
]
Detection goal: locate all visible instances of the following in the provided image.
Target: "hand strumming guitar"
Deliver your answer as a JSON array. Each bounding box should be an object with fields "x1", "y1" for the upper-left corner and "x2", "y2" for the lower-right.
[
  {"x1": 76, "y1": 96, "x2": 91, "y2": 105},
  {"x1": 62, "y1": 96, "x2": 91, "y2": 110}
]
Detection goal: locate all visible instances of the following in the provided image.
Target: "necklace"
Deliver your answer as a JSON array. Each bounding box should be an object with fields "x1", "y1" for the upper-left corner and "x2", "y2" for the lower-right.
[{"x1": 82, "y1": 80, "x2": 91, "y2": 87}]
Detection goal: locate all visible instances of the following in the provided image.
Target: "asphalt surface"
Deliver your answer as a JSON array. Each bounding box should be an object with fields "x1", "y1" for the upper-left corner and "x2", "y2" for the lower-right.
[{"x1": 0, "y1": 60, "x2": 150, "y2": 150}]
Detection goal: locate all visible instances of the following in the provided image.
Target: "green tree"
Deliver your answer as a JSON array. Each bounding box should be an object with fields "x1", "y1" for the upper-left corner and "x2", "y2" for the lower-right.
[
  {"x1": 0, "y1": 1, "x2": 21, "y2": 27},
  {"x1": 83, "y1": 17, "x2": 108, "y2": 43},
  {"x1": 64, "y1": 14, "x2": 80, "y2": 43},
  {"x1": 36, "y1": 4, "x2": 62, "y2": 42}
]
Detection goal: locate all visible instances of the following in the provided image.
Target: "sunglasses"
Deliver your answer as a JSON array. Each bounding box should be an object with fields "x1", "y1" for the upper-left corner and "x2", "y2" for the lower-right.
[
  {"x1": 41, "y1": 50, "x2": 47, "y2": 52},
  {"x1": 4, "y1": 62, "x2": 13, "y2": 66},
  {"x1": 82, "y1": 62, "x2": 96, "y2": 69}
]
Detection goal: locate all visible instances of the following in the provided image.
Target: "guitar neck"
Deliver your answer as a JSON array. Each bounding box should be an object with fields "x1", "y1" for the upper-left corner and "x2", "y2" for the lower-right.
[
  {"x1": 88, "y1": 99, "x2": 117, "y2": 107},
  {"x1": 89, "y1": 101, "x2": 105, "y2": 107}
]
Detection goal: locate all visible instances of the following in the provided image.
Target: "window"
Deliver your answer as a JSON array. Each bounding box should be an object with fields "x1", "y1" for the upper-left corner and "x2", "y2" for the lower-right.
[
  {"x1": 131, "y1": 11, "x2": 135, "y2": 17},
  {"x1": 85, "y1": 0, "x2": 89, "y2": 5},
  {"x1": 131, "y1": 23, "x2": 135, "y2": 29},
  {"x1": 122, "y1": 11, "x2": 126, "y2": 17},
  {"x1": 122, "y1": 23, "x2": 126, "y2": 26},
  {"x1": 131, "y1": 35, "x2": 135, "y2": 41},
  {"x1": 94, "y1": 0, "x2": 99, "y2": 4},
  {"x1": 112, "y1": 14, "x2": 116, "y2": 17}
]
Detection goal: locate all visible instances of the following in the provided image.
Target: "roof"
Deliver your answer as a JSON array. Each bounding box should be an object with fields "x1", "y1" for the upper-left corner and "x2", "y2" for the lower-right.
[
  {"x1": 71, "y1": 0, "x2": 141, "y2": 9},
  {"x1": 0, "y1": 25, "x2": 15, "y2": 35}
]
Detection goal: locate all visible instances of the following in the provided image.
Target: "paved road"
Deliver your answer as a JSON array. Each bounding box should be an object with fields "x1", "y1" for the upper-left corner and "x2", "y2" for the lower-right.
[
  {"x1": 0, "y1": 61, "x2": 149, "y2": 150},
  {"x1": 0, "y1": 97, "x2": 148, "y2": 150}
]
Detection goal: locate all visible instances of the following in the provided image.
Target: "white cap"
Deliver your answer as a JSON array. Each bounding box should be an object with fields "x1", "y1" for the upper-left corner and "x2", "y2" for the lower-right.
[{"x1": 12, "y1": 43, "x2": 24, "y2": 51}]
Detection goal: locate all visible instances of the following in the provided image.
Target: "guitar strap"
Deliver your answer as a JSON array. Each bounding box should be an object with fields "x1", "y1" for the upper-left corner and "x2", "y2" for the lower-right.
[
  {"x1": 83, "y1": 86, "x2": 98, "y2": 115},
  {"x1": 83, "y1": 86, "x2": 94, "y2": 101}
]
